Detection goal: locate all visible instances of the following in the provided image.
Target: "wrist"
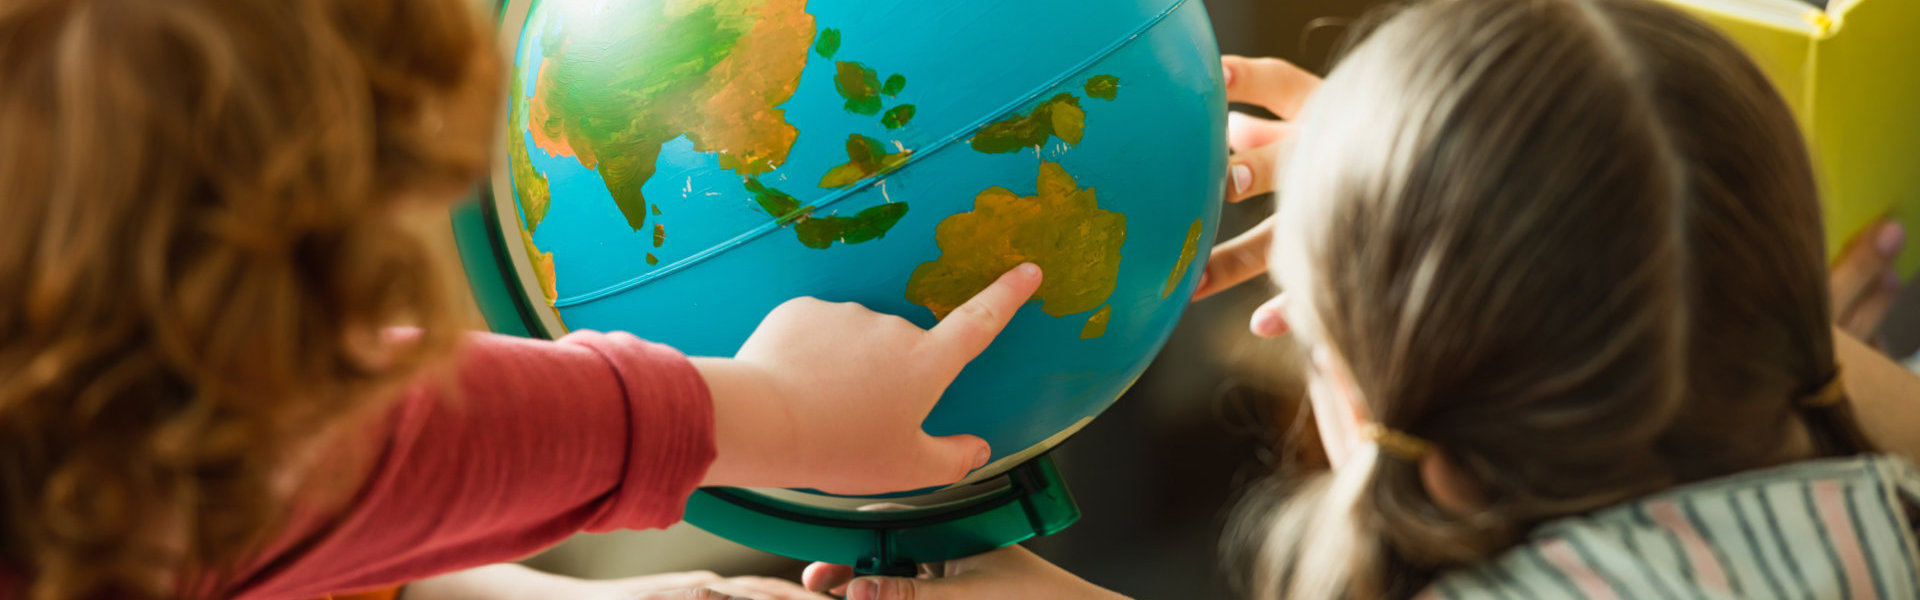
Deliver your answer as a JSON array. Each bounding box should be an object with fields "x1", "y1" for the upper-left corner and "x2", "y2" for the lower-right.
[{"x1": 691, "y1": 357, "x2": 799, "y2": 488}]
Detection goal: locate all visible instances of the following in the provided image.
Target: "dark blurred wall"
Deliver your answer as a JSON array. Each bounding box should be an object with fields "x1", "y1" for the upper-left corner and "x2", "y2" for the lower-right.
[{"x1": 1023, "y1": 1, "x2": 1389, "y2": 599}]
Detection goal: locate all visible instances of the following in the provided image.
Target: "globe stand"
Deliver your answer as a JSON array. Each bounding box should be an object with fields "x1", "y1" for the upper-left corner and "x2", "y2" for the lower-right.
[{"x1": 683, "y1": 453, "x2": 1080, "y2": 577}]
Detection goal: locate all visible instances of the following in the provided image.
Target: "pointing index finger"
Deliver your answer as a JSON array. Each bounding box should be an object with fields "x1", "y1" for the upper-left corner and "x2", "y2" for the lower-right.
[{"x1": 929, "y1": 263, "x2": 1043, "y2": 364}]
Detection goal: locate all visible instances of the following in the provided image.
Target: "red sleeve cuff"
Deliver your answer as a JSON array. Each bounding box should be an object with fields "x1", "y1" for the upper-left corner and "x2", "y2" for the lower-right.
[{"x1": 566, "y1": 331, "x2": 718, "y2": 531}]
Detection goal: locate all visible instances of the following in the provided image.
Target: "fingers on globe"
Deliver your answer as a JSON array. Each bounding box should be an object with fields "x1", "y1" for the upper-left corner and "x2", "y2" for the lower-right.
[
  {"x1": 1227, "y1": 141, "x2": 1283, "y2": 202},
  {"x1": 1195, "y1": 216, "x2": 1275, "y2": 300},
  {"x1": 1841, "y1": 287, "x2": 1894, "y2": 343},
  {"x1": 1832, "y1": 221, "x2": 1898, "y2": 327},
  {"x1": 1223, "y1": 55, "x2": 1321, "y2": 120},
  {"x1": 1228, "y1": 111, "x2": 1291, "y2": 152},
  {"x1": 929, "y1": 263, "x2": 1043, "y2": 368}
]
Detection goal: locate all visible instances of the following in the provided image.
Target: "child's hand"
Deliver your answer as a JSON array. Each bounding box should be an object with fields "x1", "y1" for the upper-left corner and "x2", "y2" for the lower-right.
[
  {"x1": 629, "y1": 574, "x2": 831, "y2": 600},
  {"x1": 1831, "y1": 219, "x2": 1905, "y2": 347},
  {"x1": 799, "y1": 546, "x2": 1127, "y2": 600},
  {"x1": 695, "y1": 264, "x2": 1043, "y2": 495},
  {"x1": 404, "y1": 564, "x2": 830, "y2": 600},
  {"x1": 1194, "y1": 56, "x2": 1322, "y2": 301}
]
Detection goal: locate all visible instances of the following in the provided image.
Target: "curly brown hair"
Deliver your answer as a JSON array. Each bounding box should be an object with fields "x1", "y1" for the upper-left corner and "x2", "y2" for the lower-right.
[{"x1": 0, "y1": 0, "x2": 500, "y2": 597}]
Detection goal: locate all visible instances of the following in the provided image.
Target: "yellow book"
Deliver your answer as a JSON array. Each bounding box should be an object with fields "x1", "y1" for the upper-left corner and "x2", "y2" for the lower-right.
[{"x1": 1655, "y1": 0, "x2": 1920, "y2": 275}]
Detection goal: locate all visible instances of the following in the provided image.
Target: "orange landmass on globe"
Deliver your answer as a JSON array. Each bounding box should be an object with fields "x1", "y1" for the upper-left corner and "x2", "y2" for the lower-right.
[
  {"x1": 1081, "y1": 305, "x2": 1112, "y2": 340},
  {"x1": 508, "y1": 44, "x2": 558, "y2": 305},
  {"x1": 694, "y1": 0, "x2": 810, "y2": 175},
  {"x1": 527, "y1": 56, "x2": 581, "y2": 164},
  {"x1": 1163, "y1": 218, "x2": 1202, "y2": 298},
  {"x1": 520, "y1": 225, "x2": 559, "y2": 305},
  {"x1": 907, "y1": 162, "x2": 1126, "y2": 320}
]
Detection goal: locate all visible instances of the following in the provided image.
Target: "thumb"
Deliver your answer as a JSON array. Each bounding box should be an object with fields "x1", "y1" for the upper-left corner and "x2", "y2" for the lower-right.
[
  {"x1": 912, "y1": 433, "x2": 991, "y2": 486},
  {"x1": 928, "y1": 263, "x2": 1043, "y2": 368}
]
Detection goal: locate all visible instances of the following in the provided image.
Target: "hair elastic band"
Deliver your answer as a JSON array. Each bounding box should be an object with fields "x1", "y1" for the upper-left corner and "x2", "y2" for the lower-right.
[
  {"x1": 1798, "y1": 368, "x2": 1847, "y2": 408},
  {"x1": 1361, "y1": 422, "x2": 1433, "y2": 462}
]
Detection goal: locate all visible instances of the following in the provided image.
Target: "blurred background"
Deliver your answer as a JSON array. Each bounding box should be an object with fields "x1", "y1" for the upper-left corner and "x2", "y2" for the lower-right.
[{"x1": 513, "y1": 0, "x2": 1920, "y2": 598}]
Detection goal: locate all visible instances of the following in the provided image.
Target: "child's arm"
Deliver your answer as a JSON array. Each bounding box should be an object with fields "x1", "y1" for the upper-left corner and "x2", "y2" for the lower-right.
[
  {"x1": 224, "y1": 266, "x2": 1041, "y2": 600},
  {"x1": 1837, "y1": 326, "x2": 1920, "y2": 463}
]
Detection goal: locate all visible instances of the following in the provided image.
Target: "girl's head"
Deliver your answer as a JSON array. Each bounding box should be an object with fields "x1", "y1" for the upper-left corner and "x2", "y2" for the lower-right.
[
  {"x1": 0, "y1": 0, "x2": 497, "y2": 596},
  {"x1": 1250, "y1": 0, "x2": 1869, "y2": 596}
]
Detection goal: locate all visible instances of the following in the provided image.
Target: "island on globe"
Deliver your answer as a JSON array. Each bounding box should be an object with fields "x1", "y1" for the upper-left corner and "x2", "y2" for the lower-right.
[{"x1": 483, "y1": 0, "x2": 1227, "y2": 486}]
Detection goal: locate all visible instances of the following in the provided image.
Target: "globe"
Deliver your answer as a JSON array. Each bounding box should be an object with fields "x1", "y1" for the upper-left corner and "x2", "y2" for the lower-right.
[{"x1": 484, "y1": 0, "x2": 1226, "y2": 491}]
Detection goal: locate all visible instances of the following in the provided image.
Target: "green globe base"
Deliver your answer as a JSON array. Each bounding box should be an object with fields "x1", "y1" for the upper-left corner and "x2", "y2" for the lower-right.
[{"x1": 685, "y1": 454, "x2": 1079, "y2": 577}]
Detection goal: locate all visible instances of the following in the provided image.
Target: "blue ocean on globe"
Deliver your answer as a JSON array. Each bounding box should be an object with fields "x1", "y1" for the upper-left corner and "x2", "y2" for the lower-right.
[{"x1": 491, "y1": 0, "x2": 1228, "y2": 484}]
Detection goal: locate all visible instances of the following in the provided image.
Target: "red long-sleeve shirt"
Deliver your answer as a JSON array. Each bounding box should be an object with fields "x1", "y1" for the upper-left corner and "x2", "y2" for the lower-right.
[{"x1": 202, "y1": 330, "x2": 718, "y2": 599}]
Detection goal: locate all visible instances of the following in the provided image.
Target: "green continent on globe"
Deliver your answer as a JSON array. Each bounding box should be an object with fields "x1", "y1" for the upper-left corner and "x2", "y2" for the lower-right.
[
  {"x1": 747, "y1": 178, "x2": 909, "y2": 249},
  {"x1": 814, "y1": 27, "x2": 840, "y2": 58},
  {"x1": 1084, "y1": 75, "x2": 1121, "y2": 101},
  {"x1": 524, "y1": 0, "x2": 815, "y2": 233},
  {"x1": 834, "y1": 61, "x2": 883, "y2": 115},
  {"x1": 745, "y1": 178, "x2": 807, "y2": 224},
  {"x1": 881, "y1": 105, "x2": 916, "y2": 129},
  {"x1": 794, "y1": 204, "x2": 910, "y2": 249},
  {"x1": 820, "y1": 134, "x2": 911, "y2": 188},
  {"x1": 970, "y1": 93, "x2": 1086, "y2": 154},
  {"x1": 907, "y1": 162, "x2": 1126, "y2": 320}
]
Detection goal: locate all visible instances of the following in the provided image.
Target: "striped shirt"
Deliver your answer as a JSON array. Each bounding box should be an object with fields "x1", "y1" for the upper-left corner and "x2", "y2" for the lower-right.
[{"x1": 1425, "y1": 454, "x2": 1920, "y2": 599}]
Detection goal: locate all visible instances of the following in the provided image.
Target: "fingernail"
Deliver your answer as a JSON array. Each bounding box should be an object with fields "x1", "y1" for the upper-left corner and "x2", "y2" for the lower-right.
[
  {"x1": 1878, "y1": 222, "x2": 1906, "y2": 257},
  {"x1": 973, "y1": 446, "x2": 991, "y2": 469},
  {"x1": 1194, "y1": 272, "x2": 1211, "y2": 296},
  {"x1": 1223, "y1": 63, "x2": 1235, "y2": 88},
  {"x1": 1231, "y1": 163, "x2": 1252, "y2": 196},
  {"x1": 1015, "y1": 262, "x2": 1041, "y2": 278},
  {"x1": 852, "y1": 579, "x2": 879, "y2": 600},
  {"x1": 1251, "y1": 309, "x2": 1282, "y2": 337}
]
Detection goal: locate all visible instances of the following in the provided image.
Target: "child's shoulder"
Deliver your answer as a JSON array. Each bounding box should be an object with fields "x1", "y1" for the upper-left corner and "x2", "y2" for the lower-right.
[{"x1": 1427, "y1": 455, "x2": 1920, "y2": 599}]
